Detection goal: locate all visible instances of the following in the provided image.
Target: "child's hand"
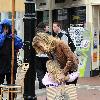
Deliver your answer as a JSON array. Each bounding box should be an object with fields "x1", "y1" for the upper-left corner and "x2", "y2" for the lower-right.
[
  {"x1": 48, "y1": 73, "x2": 55, "y2": 82},
  {"x1": 58, "y1": 73, "x2": 66, "y2": 83},
  {"x1": 64, "y1": 75, "x2": 70, "y2": 81}
]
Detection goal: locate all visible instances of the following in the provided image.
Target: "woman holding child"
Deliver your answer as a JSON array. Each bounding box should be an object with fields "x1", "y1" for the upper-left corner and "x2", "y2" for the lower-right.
[{"x1": 32, "y1": 32, "x2": 79, "y2": 86}]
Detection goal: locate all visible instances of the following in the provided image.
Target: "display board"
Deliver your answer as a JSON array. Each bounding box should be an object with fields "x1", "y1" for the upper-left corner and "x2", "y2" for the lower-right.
[{"x1": 69, "y1": 26, "x2": 91, "y2": 77}]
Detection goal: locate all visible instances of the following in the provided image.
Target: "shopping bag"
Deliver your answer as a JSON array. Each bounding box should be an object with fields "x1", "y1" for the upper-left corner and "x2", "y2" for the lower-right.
[{"x1": 46, "y1": 84, "x2": 78, "y2": 100}]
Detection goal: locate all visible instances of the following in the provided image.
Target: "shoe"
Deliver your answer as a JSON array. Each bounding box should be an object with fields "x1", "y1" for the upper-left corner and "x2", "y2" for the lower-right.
[
  {"x1": 24, "y1": 95, "x2": 37, "y2": 100},
  {"x1": 39, "y1": 85, "x2": 46, "y2": 89},
  {"x1": 39, "y1": 82, "x2": 46, "y2": 89}
]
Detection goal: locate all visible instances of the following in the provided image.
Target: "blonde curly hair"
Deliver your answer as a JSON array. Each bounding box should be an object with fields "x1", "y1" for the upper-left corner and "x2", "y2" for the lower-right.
[
  {"x1": 32, "y1": 32, "x2": 58, "y2": 53},
  {"x1": 46, "y1": 60, "x2": 66, "y2": 83}
]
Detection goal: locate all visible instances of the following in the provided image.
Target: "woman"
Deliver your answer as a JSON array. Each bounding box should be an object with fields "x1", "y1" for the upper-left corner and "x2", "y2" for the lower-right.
[
  {"x1": 0, "y1": 19, "x2": 23, "y2": 99},
  {"x1": 32, "y1": 32, "x2": 79, "y2": 86}
]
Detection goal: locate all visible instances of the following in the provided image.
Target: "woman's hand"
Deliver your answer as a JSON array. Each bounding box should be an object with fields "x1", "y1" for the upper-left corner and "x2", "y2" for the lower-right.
[
  {"x1": 64, "y1": 75, "x2": 70, "y2": 81},
  {"x1": 48, "y1": 73, "x2": 55, "y2": 82},
  {"x1": 58, "y1": 73, "x2": 66, "y2": 83},
  {"x1": 3, "y1": 26, "x2": 9, "y2": 34},
  {"x1": 58, "y1": 73, "x2": 70, "y2": 83}
]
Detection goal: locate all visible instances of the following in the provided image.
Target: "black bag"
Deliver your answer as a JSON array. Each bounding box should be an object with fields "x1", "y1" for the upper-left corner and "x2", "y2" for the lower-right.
[
  {"x1": 65, "y1": 33, "x2": 76, "y2": 52},
  {"x1": 58, "y1": 31, "x2": 76, "y2": 52}
]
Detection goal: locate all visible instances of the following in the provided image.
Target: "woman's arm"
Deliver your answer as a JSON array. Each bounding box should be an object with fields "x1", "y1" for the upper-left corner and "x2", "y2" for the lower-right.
[
  {"x1": 0, "y1": 33, "x2": 6, "y2": 47},
  {"x1": 14, "y1": 35, "x2": 23, "y2": 49},
  {"x1": 60, "y1": 41, "x2": 79, "y2": 74}
]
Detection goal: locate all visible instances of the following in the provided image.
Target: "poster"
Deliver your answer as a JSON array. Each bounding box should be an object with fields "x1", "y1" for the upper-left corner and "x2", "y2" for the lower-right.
[{"x1": 69, "y1": 27, "x2": 91, "y2": 77}]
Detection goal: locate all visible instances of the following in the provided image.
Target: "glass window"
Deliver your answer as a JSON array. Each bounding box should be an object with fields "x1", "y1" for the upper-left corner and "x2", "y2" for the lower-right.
[
  {"x1": 43, "y1": 10, "x2": 49, "y2": 22},
  {"x1": 8, "y1": 11, "x2": 16, "y2": 19},
  {"x1": 69, "y1": 6, "x2": 86, "y2": 24},
  {"x1": 55, "y1": 0, "x2": 65, "y2": 3}
]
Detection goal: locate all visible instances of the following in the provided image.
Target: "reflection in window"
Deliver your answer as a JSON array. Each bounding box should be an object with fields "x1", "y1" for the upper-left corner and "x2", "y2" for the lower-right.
[
  {"x1": 55, "y1": 0, "x2": 65, "y2": 3},
  {"x1": 8, "y1": 11, "x2": 16, "y2": 19}
]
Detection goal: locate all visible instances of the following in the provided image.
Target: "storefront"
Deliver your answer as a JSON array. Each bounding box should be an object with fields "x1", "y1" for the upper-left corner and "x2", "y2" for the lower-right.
[
  {"x1": 36, "y1": 0, "x2": 100, "y2": 77},
  {"x1": 90, "y1": 5, "x2": 100, "y2": 76},
  {"x1": 56, "y1": 6, "x2": 86, "y2": 29}
]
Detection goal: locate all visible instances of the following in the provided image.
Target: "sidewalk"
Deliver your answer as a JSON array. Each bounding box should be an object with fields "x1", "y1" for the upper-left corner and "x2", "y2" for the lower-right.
[
  {"x1": 77, "y1": 76, "x2": 100, "y2": 100},
  {"x1": 2, "y1": 76, "x2": 100, "y2": 100},
  {"x1": 77, "y1": 75, "x2": 100, "y2": 86},
  {"x1": 37, "y1": 76, "x2": 100, "y2": 100}
]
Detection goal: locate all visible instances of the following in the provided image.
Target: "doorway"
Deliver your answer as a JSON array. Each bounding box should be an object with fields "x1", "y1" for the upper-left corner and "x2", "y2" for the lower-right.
[{"x1": 91, "y1": 5, "x2": 100, "y2": 76}]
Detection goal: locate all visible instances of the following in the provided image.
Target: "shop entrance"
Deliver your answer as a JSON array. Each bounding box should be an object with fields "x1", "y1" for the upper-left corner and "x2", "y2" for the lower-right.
[{"x1": 91, "y1": 5, "x2": 100, "y2": 76}]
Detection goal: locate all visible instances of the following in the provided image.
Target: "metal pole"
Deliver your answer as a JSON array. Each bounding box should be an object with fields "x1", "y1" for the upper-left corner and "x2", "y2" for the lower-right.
[
  {"x1": 49, "y1": 0, "x2": 52, "y2": 33},
  {"x1": 23, "y1": 0, "x2": 36, "y2": 99},
  {"x1": 11, "y1": 0, "x2": 15, "y2": 86},
  {"x1": 11, "y1": 0, "x2": 15, "y2": 100}
]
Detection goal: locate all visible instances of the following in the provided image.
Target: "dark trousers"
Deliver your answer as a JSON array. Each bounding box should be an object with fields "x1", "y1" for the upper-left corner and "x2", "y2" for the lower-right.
[
  {"x1": 23, "y1": 64, "x2": 36, "y2": 100},
  {"x1": 35, "y1": 56, "x2": 48, "y2": 89}
]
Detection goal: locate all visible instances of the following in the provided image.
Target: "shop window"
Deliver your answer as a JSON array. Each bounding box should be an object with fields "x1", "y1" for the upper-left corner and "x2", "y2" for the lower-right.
[
  {"x1": 55, "y1": 0, "x2": 65, "y2": 3},
  {"x1": 69, "y1": 6, "x2": 86, "y2": 24},
  {"x1": 43, "y1": 10, "x2": 49, "y2": 22},
  {"x1": 8, "y1": 11, "x2": 16, "y2": 19},
  {"x1": 57, "y1": 9, "x2": 69, "y2": 30}
]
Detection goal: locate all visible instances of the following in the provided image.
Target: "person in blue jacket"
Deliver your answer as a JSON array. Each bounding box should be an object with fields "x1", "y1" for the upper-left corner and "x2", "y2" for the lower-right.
[{"x1": 0, "y1": 19, "x2": 23, "y2": 99}]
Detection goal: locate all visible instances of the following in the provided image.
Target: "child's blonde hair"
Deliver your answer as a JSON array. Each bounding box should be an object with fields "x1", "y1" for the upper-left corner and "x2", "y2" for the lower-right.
[
  {"x1": 32, "y1": 32, "x2": 58, "y2": 53},
  {"x1": 46, "y1": 60, "x2": 66, "y2": 83}
]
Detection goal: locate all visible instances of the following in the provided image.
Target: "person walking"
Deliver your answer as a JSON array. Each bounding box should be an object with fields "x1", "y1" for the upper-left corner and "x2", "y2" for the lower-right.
[
  {"x1": 0, "y1": 19, "x2": 23, "y2": 99},
  {"x1": 32, "y1": 32, "x2": 79, "y2": 85}
]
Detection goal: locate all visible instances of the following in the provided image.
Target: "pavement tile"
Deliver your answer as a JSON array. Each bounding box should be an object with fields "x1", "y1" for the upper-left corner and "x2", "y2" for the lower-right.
[
  {"x1": 77, "y1": 88, "x2": 100, "y2": 100},
  {"x1": 77, "y1": 76, "x2": 100, "y2": 86}
]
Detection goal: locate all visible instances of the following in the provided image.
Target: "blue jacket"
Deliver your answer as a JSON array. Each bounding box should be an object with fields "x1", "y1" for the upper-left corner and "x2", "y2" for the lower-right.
[
  {"x1": 0, "y1": 19, "x2": 23, "y2": 49},
  {"x1": 0, "y1": 19, "x2": 23, "y2": 74}
]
